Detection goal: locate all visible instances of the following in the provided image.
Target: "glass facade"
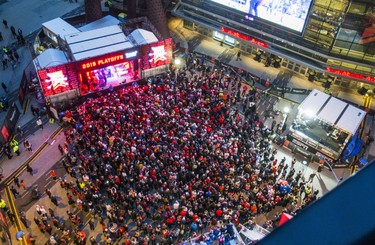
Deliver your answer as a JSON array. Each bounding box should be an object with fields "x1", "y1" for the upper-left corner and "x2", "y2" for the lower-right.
[
  {"x1": 174, "y1": 0, "x2": 375, "y2": 80},
  {"x1": 304, "y1": 0, "x2": 348, "y2": 49},
  {"x1": 332, "y1": 0, "x2": 375, "y2": 63}
]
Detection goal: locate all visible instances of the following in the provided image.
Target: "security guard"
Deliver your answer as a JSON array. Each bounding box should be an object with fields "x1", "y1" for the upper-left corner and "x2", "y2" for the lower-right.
[
  {"x1": 10, "y1": 138, "x2": 20, "y2": 156},
  {"x1": 0, "y1": 199, "x2": 8, "y2": 212}
]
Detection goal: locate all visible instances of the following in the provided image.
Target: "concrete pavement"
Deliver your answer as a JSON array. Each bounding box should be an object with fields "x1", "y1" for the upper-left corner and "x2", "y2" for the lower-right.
[{"x1": 0, "y1": 0, "x2": 83, "y2": 98}]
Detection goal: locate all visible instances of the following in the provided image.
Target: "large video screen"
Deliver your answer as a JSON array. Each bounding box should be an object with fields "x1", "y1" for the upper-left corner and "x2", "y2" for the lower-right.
[{"x1": 210, "y1": 0, "x2": 314, "y2": 32}]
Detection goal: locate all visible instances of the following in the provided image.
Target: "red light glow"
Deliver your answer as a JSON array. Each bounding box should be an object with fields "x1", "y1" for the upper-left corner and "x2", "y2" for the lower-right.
[
  {"x1": 81, "y1": 54, "x2": 125, "y2": 70},
  {"x1": 38, "y1": 64, "x2": 79, "y2": 97},
  {"x1": 326, "y1": 67, "x2": 375, "y2": 83},
  {"x1": 220, "y1": 27, "x2": 269, "y2": 48}
]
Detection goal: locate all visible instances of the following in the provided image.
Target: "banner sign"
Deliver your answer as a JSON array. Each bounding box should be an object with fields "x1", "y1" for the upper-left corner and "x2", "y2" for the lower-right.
[{"x1": 287, "y1": 131, "x2": 339, "y2": 162}]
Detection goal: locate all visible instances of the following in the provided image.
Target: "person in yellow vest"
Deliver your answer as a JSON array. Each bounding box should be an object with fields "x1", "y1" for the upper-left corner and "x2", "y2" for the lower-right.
[
  {"x1": 304, "y1": 186, "x2": 311, "y2": 201},
  {"x1": 0, "y1": 199, "x2": 8, "y2": 212},
  {"x1": 9, "y1": 138, "x2": 18, "y2": 147},
  {"x1": 10, "y1": 138, "x2": 20, "y2": 156},
  {"x1": 13, "y1": 144, "x2": 20, "y2": 156}
]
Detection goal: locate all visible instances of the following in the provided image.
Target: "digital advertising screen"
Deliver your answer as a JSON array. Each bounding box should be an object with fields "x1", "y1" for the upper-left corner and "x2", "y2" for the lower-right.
[
  {"x1": 210, "y1": 0, "x2": 314, "y2": 32},
  {"x1": 38, "y1": 63, "x2": 79, "y2": 97},
  {"x1": 142, "y1": 38, "x2": 173, "y2": 70}
]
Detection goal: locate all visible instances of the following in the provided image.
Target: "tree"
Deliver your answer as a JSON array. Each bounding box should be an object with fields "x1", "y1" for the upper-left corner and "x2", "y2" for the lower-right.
[{"x1": 84, "y1": 0, "x2": 103, "y2": 23}]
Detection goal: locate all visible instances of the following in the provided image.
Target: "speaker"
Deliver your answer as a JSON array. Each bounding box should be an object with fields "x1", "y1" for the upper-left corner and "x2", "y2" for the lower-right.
[
  {"x1": 308, "y1": 74, "x2": 315, "y2": 82},
  {"x1": 358, "y1": 87, "x2": 368, "y2": 95}
]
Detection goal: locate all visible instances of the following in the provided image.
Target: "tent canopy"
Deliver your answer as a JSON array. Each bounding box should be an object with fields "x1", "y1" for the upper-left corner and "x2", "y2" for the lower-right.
[
  {"x1": 78, "y1": 15, "x2": 120, "y2": 32},
  {"x1": 42, "y1": 17, "x2": 80, "y2": 38},
  {"x1": 128, "y1": 29, "x2": 158, "y2": 46},
  {"x1": 33, "y1": 49, "x2": 69, "y2": 69},
  {"x1": 298, "y1": 89, "x2": 366, "y2": 135},
  {"x1": 279, "y1": 213, "x2": 293, "y2": 226},
  {"x1": 65, "y1": 25, "x2": 133, "y2": 61}
]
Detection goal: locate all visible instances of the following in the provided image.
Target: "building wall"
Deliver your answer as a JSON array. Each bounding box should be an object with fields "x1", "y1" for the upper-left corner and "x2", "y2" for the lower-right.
[{"x1": 175, "y1": 0, "x2": 375, "y2": 80}]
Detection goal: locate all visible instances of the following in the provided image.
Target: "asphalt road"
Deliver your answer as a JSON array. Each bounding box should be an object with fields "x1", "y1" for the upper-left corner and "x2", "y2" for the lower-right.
[{"x1": 15, "y1": 158, "x2": 65, "y2": 211}]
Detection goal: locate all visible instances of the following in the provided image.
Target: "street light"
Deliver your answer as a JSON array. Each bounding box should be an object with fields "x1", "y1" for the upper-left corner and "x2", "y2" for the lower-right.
[
  {"x1": 174, "y1": 58, "x2": 181, "y2": 66},
  {"x1": 280, "y1": 107, "x2": 290, "y2": 134}
]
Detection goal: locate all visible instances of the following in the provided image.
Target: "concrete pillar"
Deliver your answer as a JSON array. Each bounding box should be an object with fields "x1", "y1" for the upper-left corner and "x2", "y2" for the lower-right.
[
  {"x1": 146, "y1": 0, "x2": 170, "y2": 39},
  {"x1": 84, "y1": 0, "x2": 103, "y2": 23}
]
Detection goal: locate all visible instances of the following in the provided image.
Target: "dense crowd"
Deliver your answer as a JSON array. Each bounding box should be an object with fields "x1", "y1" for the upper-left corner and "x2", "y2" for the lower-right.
[{"x1": 49, "y1": 57, "x2": 319, "y2": 244}]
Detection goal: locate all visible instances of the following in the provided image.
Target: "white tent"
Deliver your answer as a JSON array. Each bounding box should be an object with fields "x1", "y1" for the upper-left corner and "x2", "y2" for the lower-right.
[
  {"x1": 128, "y1": 29, "x2": 158, "y2": 45},
  {"x1": 65, "y1": 25, "x2": 133, "y2": 61},
  {"x1": 33, "y1": 49, "x2": 69, "y2": 69},
  {"x1": 42, "y1": 18, "x2": 80, "y2": 41},
  {"x1": 78, "y1": 15, "x2": 120, "y2": 32},
  {"x1": 298, "y1": 89, "x2": 366, "y2": 135}
]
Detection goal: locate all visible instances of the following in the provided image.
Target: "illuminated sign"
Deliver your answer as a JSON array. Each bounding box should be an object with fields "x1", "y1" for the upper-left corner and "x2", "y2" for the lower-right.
[
  {"x1": 326, "y1": 67, "x2": 375, "y2": 83},
  {"x1": 81, "y1": 54, "x2": 125, "y2": 70},
  {"x1": 142, "y1": 38, "x2": 173, "y2": 70},
  {"x1": 211, "y1": 0, "x2": 313, "y2": 33},
  {"x1": 38, "y1": 64, "x2": 79, "y2": 97},
  {"x1": 149, "y1": 45, "x2": 167, "y2": 63},
  {"x1": 220, "y1": 27, "x2": 268, "y2": 48},
  {"x1": 45, "y1": 71, "x2": 68, "y2": 90},
  {"x1": 125, "y1": 50, "x2": 138, "y2": 59}
]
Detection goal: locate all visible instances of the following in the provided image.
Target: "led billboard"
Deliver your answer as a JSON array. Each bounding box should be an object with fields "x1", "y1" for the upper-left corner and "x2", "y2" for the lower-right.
[
  {"x1": 210, "y1": 0, "x2": 314, "y2": 32},
  {"x1": 38, "y1": 64, "x2": 79, "y2": 97}
]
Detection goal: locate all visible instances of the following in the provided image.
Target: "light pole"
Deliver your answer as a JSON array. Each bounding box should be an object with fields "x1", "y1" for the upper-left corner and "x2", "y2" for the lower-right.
[{"x1": 282, "y1": 107, "x2": 290, "y2": 133}]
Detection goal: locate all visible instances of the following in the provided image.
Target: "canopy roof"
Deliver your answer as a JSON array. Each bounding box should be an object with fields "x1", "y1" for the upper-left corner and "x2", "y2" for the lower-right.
[
  {"x1": 279, "y1": 213, "x2": 293, "y2": 226},
  {"x1": 128, "y1": 29, "x2": 158, "y2": 45},
  {"x1": 78, "y1": 15, "x2": 120, "y2": 32},
  {"x1": 33, "y1": 49, "x2": 68, "y2": 69},
  {"x1": 298, "y1": 89, "x2": 366, "y2": 135},
  {"x1": 65, "y1": 25, "x2": 133, "y2": 61},
  {"x1": 42, "y1": 17, "x2": 80, "y2": 38}
]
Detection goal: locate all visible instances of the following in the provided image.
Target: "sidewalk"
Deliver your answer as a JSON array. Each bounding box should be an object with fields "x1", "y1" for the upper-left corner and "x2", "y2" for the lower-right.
[
  {"x1": 0, "y1": 117, "x2": 61, "y2": 180},
  {"x1": 0, "y1": 0, "x2": 83, "y2": 99},
  {"x1": 7, "y1": 129, "x2": 67, "y2": 245}
]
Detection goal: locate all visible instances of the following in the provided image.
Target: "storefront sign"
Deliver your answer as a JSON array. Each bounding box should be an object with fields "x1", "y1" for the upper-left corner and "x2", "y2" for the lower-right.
[
  {"x1": 81, "y1": 54, "x2": 125, "y2": 70},
  {"x1": 290, "y1": 88, "x2": 308, "y2": 94},
  {"x1": 291, "y1": 139, "x2": 309, "y2": 150},
  {"x1": 273, "y1": 86, "x2": 290, "y2": 93},
  {"x1": 326, "y1": 67, "x2": 375, "y2": 83},
  {"x1": 220, "y1": 27, "x2": 269, "y2": 48},
  {"x1": 315, "y1": 152, "x2": 334, "y2": 163},
  {"x1": 288, "y1": 132, "x2": 339, "y2": 161}
]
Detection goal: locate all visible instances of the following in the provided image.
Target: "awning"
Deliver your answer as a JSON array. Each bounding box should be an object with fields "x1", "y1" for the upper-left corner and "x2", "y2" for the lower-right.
[
  {"x1": 298, "y1": 89, "x2": 366, "y2": 135},
  {"x1": 78, "y1": 15, "x2": 120, "y2": 32},
  {"x1": 65, "y1": 25, "x2": 133, "y2": 61},
  {"x1": 33, "y1": 48, "x2": 69, "y2": 69},
  {"x1": 279, "y1": 213, "x2": 293, "y2": 226},
  {"x1": 42, "y1": 17, "x2": 80, "y2": 38},
  {"x1": 128, "y1": 29, "x2": 158, "y2": 45}
]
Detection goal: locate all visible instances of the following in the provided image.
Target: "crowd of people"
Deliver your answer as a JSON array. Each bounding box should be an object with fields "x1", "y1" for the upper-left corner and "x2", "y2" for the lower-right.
[{"x1": 37, "y1": 55, "x2": 320, "y2": 244}]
